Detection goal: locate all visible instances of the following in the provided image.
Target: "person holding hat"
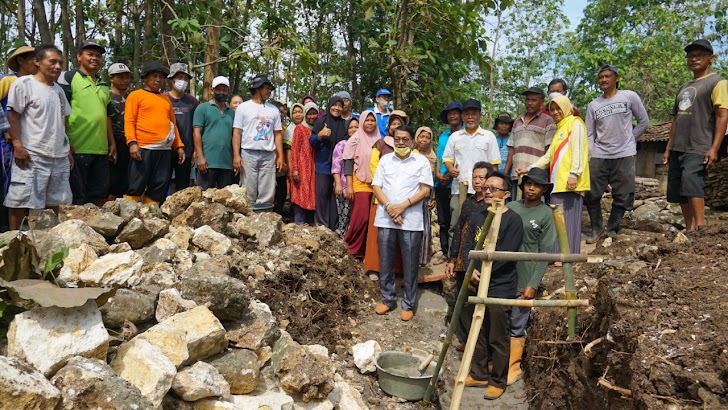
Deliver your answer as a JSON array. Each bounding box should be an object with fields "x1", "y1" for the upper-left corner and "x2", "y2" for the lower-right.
[
  {"x1": 193, "y1": 76, "x2": 236, "y2": 190},
  {"x1": 505, "y1": 87, "x2": 556, "y2": 201},
  {"x1": 232, "y1": 74, "x2": 284, "y2": 206},
  {"x1": 505, "y1": 167, "x2": 555, "y2": 385},
  {"x1": 4, "y1": 45, "x2": 73, "y2": 229},
  {"x1": 432, "y1": 102, "x2": 462, "y2": 265},
  {"x1": 124, "y1": 60, "x2": 185, "y2": 205},
  {"x1": 58, "y1": 39, "x2": 114, "y2": 206},
  {"x1": 493, "y1": 113, "x2": 514, "y2": 173},
  {"x1": 663, "y1": 39, "x2": 728, "y2": 230},
  {"x1": 370, "y1": 88, "x2": 393, "y2": 137},
  {"x1": 107, "y1": 63, "x2": 132, "y2": 199},
  {"x1": 584, "y1": 64, "x2": 649, "y2": 242},
  {"x1": 165, "y1": 62, "x2": 198, "y2": 192},
  {"x1": 442, "y1": 98, "x2": 501, "y2": 254}
]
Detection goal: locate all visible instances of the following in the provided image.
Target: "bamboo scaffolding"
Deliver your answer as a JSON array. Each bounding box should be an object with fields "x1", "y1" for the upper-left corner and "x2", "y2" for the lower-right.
[
  {"x1": 552, "y1": 204, "x2": 578, "y2": 338},
  {"x1": 421, "y1": 200, "x2": 497, "y2": 405},
  {"x1": 468, "y1": 251, "x2": 604, "y2": 263},
  {"x1": 467, "y1": 297, "x2": 589, "y2": 308}
]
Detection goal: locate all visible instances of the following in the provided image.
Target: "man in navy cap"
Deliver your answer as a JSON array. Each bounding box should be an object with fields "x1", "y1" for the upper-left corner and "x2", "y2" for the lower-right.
[
  {"x1": 663, "y1": 39, "x2": 728, "y2": 230},
  {"x1": 585, "y1": 64, "x2": 649, "y2": 241},
  {"x1": 232, "y1": 74, "x2": 284, "y2": 205},
  {"x1": 370, "y1": 88, "x2": 392, "y2": 137},
  {"x1": 432, "y1": 101, "x2": 462, "y2": 265}
]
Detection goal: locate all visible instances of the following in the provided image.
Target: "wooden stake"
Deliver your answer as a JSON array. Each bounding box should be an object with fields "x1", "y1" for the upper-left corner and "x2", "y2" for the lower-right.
[
  {"x1": 458, "y1": 180, "x2": 468, "y2": 210},
  {"x1": 468, "y1": 251, "x2": 604, "y2": 263},
  {"x1": 450, "y1": 199, "x2": 505, "y2": 410},
  {"x1": 552, "y1": 204, "x2": 578, "y2": 339},
  {"x1": 467, "y1": 297, "x2": 589, "y2": 308}
]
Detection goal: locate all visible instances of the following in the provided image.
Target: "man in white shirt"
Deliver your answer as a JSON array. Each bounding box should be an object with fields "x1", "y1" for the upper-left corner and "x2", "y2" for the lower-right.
[
  {"x1": 371, "y1": 125, "x2": 433, "y2": 321},
  {"x1": 442, "y1": 98, "x2": 501, "y2": 254},
  {"x1": 232, "y1": 75, "x2": 284, "y2": 205}
]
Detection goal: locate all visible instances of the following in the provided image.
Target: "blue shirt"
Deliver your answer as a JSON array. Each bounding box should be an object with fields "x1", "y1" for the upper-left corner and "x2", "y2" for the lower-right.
[
  {"x1": 309, "y1": 132, "x2": 334, "y2": 174},
  {"x1": 436, "y1": 129, "x2": 455, "y2": 188},
  {"x1": 369, "y1": 106, "x2": 390, "y2": 137},
  {"x1": 496, "y1": 134, "x2": 510, "y2": 173}
]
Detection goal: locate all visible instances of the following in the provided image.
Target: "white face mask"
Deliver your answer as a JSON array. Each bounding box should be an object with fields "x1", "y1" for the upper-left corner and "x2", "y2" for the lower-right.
[
  {"x1": 378, "y1": 100, "x2": 388, "y2": 109},
  {"x1": 173, "y1": 79, "x2": 189, "y2": 92}
]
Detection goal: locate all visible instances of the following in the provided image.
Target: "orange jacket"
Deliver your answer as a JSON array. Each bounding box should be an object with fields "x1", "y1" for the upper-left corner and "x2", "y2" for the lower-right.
[{"x1": 125, "y1": 89, "x2": 183, "y2": 149}]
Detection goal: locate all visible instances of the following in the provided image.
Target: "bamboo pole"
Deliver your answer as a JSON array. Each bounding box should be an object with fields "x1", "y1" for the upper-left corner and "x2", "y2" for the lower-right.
[
  {"x1": 552, "y1": 204, "x2": 578, "y2": 339},
  {"x1": 450, "y1": 199, "x2": 504, "y2": 410},
  {"x1": 467, "y1": 297, "x2": 589, "y2": 308},
  {"x1": 458, "y1": 180, "x2": 468, "y2": 210},
  {"x1": 421, "y1": 201, "x2": 497, "y2": 405},
  {"x1": 468, "y1": 251, "x2": 604, "y2": 263}
]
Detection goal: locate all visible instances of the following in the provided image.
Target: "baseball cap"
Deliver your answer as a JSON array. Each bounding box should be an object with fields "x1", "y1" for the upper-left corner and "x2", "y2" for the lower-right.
[
  {"x1": 108, "y1": 62, "x2": 131, "y2": 76},
  {"x1": 78, "y1": 39, "x2": 105, "y2": 54},
  {"x1": 521, "y1": 86, "x2": 546, "y2": 98},
  {"x1": 168, "y1": 62, "x2": 191, "y2": 78},
  {"x1": 439, "y1": 102, "x2": 463, "y2": 124},
  {"x1": 598, "y1": 64, "x2": 619, "y2": 76},
  {"x1": 376, "y1": 88, "x2": 393, "y2": 97},
  {"x1": 249, "y1": 74, "x2": 275, "y2": 94},
  {"x1": 141, "y1": 60, "x2": 169, "y2": 77},
  {"x1": 461, "y1": 98, "x2": 482, "y2": 111},
  {"x1": 684, "y1": 39, "x2": 713, "y2": 54},
  {"x1": 211, "y1": 76, "x2": 230, "y2": 88},
  {"x1": 7, "y1": 45, "x2": 35, "y2": 72}
]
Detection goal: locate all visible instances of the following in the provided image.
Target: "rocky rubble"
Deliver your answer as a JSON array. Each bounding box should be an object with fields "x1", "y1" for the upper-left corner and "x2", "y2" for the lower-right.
[{"x1": 0, "y1": 186, "x2": 374, "y2": 410}]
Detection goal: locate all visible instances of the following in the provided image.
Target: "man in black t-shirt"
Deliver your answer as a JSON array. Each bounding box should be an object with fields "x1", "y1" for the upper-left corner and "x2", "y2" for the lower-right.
[{"x1": 107, "y1": 63, "x2": 132, "y2": 198}]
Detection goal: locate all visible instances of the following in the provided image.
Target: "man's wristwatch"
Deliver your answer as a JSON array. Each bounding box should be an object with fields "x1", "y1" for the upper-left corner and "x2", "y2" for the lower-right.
[{"x1": 383, "y1": 202, "x2": 390, "y2": 209}]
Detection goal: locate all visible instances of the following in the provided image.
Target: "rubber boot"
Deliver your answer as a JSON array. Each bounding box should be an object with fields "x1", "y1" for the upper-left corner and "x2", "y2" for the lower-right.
[
  {"x1": 606, "y1": 207, "x2": 626, "y2": 238},
  {"x1": 484, "y1": 385, "x2": 505, "y2": 400},
  {"x1": 585, "y1": 203, "x2": 604, "y2": 244},
  {"x1": 507, "y1": 336, "x2": 525, "y2": 385},
  {"x1": 123, "y1": 195, "x2": 142, "y2": 203},
  {"x1": 142, "y1": 196, "x2": 159, "y2": 206}
]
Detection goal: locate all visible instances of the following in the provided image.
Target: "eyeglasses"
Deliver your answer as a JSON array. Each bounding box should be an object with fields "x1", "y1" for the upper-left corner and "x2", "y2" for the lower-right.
[
  {"x1": 393, "y1": 137, "x2": 411, "y2": 143},
  {"x1": 686, "y1": 53, "x2": 711, "y2": 61},
  {"x1": 483, "y1": 186, "x2": 507, "y2": 192}
]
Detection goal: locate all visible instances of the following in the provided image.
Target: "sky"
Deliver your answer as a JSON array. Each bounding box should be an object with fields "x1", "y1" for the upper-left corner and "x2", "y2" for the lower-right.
[{"x1": 563, "y1": 0, "x2": 588, "y2": 30}]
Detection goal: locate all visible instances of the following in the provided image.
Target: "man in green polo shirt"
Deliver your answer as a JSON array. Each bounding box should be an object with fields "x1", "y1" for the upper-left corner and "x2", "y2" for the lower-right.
[
  {"x1": 59, "y1": 39, "x2": 115, "y2": 205},
  {"x1": 193, "y1": 76, "x2": 235, "y2": 189}
]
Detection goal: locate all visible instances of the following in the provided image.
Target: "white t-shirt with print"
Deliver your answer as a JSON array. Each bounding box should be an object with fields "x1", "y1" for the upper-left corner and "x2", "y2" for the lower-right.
[{"x1": 233, "y1": 99, "x2": 282, "y2": 151}]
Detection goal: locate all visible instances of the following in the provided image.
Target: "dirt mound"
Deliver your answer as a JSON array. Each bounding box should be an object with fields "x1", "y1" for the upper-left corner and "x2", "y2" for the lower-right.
[{"x1": 526, "y1": 226, "x2": 728, "y2": 409}]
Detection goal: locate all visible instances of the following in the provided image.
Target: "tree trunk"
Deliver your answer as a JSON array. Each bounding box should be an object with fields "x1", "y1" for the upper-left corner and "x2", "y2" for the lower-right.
[
  {"x1": 17, "y1": 0, "x2": 26, "y2": 43},
  {"x1": 143, "y1": 0, "x2": 154, "y2": 58},
  {"x1": 60, "y1": 0, "x2": 73, "y2": 70},
  {"x1": 75, "y1": 0, "x2": 84, "y2": 45},
  {"x1": 344, "y1": 0, "x2": 360, "y2": 110},
  {"x1": 488, "y1": 7, "x2": 503, "y2": 126},
  {"x1": 113, "y1": 0, "x2": 124, "y2": 60},
  {"x1": 158, "y1": 0, "x2": 176, "y2": 66},
  {"x1": 202, "y1": 23, "x2": 221, "y2": 101},
  {"x1": 32, "y1": 0, "x2": 52, "y2": 45}
]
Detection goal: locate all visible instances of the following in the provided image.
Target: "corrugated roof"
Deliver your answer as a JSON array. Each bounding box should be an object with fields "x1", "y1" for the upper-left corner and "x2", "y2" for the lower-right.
[{"x1": 638, "y1": 121, "x2": 671, "y2": 143}]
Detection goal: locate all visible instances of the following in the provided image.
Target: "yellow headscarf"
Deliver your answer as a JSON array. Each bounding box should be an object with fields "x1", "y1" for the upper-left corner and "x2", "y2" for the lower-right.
[{"x1": 549, "y1": 94, "x2": 575, "y2": 126}]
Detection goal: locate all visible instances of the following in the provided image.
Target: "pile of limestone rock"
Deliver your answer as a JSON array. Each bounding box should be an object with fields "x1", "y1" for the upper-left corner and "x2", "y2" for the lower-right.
[{"x1": 0, "y1": 185, "x2": 370, "y2": 410}]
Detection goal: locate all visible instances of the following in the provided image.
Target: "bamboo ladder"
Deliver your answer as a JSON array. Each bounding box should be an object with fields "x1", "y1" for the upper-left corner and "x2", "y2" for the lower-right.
[{"x1": 423, "y1": 202, "x2": 600, "y2": 408}]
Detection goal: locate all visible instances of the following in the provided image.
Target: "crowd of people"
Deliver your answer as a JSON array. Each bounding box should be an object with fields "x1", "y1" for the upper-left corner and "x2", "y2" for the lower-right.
[{"x1": 0, "y1": 38, "x2": 725, "y2": 401}]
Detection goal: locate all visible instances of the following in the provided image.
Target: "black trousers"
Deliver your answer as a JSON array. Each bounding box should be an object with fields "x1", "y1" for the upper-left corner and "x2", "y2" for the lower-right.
[
  {"x1": 434, "y1": 185, "x2": 451, "y2": 255},
  {"x1": 196, "y1": 168, "x2": 234, "y2": 190},
  {"x1": 171, "y1": 155, "x2": 192, "y2": 191},
  {"x1": 585, "y1": 156, "x2": 635, "y2": 211},
  {"x1": 70, "y1": 153, "x2": 110, "y2": 205},
  {"x1": 464, "y1": 296, "x2": 511, "y2": 388},
  {"x1": 109, "y1": 142, "x2": 130, "y2": 197},
  {"x1": 274, "y1": 174, "x2": 288, "y2": 215},
  {"x1": 128, "y1": 149, "x2": 172, "y2": 203}
]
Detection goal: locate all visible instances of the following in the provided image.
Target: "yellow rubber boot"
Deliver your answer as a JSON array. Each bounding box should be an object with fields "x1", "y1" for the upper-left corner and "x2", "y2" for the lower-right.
[
  {"x1": 507, "y1": 336, "x2": 525, "y2": 385},
  {"x1": 142, "y1": 196, "x2": 159, "y2": 206},
  {"x1": 123, "y1": 195, "x2": 142, "y2": 202}
]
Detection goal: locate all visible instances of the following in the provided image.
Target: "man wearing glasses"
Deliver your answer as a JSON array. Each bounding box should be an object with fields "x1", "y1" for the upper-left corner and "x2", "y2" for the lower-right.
[
  {"x1": 371, "y1": 125, "x2": 433, "y2": 321},
  {"x1": 584, "y1": 64, "x2": 649, "y2": 242},
  {"x1": 663, "y1": 39, "x2": 728, "y2": 230}
]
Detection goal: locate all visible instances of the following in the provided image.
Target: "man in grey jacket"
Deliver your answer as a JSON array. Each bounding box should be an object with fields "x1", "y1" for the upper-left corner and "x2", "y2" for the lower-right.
[{"x1": 585, "y1": 65, "x2": 649, "y2": 241}]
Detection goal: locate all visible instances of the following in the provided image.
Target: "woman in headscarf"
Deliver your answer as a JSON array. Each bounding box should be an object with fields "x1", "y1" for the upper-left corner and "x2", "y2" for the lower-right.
[
  {"x1": 284, "y1": 103, "x2": 304, "y2": 168},
  {"x1": 516, "y1": 94, "x2": 589, "y2": 254},
  {"x1": 414, "y1": 126, "x2": 436, "y2": 265},
  {"x1": 342, "y1": 111, "x2": 380, "y2": 257},
  {"x1": 363, "y1": 110, "x2": 409, "y2": 274},
  {"x1": 332, "y1": 116, "x2": 359, "y2": 238},
  {"x1": 309, "y1": 95, "x2": 346, "y2": 230},
  {"x1": 290, "y1": 102, "x2": 319, "y2": 224}
]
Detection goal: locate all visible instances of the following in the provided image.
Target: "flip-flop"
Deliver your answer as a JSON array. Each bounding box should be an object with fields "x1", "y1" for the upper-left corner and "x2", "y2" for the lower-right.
[{"x1": 432, "y1": 255, "x2": 448, "y2": 265}]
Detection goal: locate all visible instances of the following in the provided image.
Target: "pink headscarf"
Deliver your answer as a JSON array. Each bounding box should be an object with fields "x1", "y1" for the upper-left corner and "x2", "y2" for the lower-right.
[{"x1": 343, "y1": 110, "x2": 380, "y2": 184}]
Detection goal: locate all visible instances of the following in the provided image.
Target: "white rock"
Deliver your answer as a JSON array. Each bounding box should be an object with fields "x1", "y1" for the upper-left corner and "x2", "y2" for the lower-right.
[
  {"x1": 57, "y1": 244, "x2": 98, "y2": 287},
  {"x1": 166, "y1": 225, "x2": 195, "y2": 250},
  {"x1": 293, "y1": 400, "x2": 334, "y2": 410},
  {"x1": 0, "y1": 355, "x2": 61, "y2": 409},
  {"x1": 193, "y1": 399, "x2": 236, "y2": 409},
  {"x1": 195, "y1": 252, "x2": 212, "y2": 261},
  {"x1": 78, "y1": 250, "x2": 144, "y2": 287},
  {"x1": 111, "y1": 337, "x2": 176, "y2": 409},
  {"x1": 172, "y1": 361, "x2": 230, "y2": 401},
  {"x1": 674, "y1": 231, "x2": 689, "y2": 244},
  {"x1": 174, "y1": 249, "x2": 195, "y2": 273},
  {"x1": 139, "y1": 262, "x2": 178, "y2": 288},
  {"x1": 330, "y1": 376, "x2": 369, "y2": 410},
  {"x1": 138, "y1": 322, "x2": 190, "y2": 367},
  {"x1": 230, "y1": 391, "x2": 294, "y2": 409},
  {"x1": 602, "y1": 237, "x2": 613, "y2": 248},
  {"x1": 192, "y1": 225, "x2": 232, "y2": 255},
  {"x1": 50, "y1": 219, "x2": 110, "y2": 254},
  {"x1": 7, "y1": 300, "x2": 109, "y2": 377},
  {"x1": 306, "y1": 344, "x2": 329, "y2": 358},
  {"x1": 352, "y1": 340, "x2": 381, "y2": 374},
  {"x1": 156, "y1": 288, "x2": 198, "y2": 322}
]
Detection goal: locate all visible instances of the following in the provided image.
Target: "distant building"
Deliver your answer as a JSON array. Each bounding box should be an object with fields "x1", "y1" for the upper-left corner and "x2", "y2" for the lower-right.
[{"x1": 636, "y1": 122, "x2": 671, "y2": 192}]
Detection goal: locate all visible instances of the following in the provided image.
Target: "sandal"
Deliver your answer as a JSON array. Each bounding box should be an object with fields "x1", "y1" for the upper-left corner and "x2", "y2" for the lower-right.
[{"x1": 432, "y1": 255, "x2": 448, "y2": 265}]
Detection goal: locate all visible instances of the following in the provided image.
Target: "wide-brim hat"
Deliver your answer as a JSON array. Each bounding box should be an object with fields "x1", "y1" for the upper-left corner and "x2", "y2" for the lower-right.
[
  {"x1": 389, "y1": 109, "x2": 409, "y2": 125},
  {"x1": 249, "y1": 74, "x2": 275, "y2": 94},
  {"x1": 7, "y1": 46, "x2": 35, "y2": 72},
  {"x1": 439, "y1": 102, "x2": 463, "y2": 124},
  {"x1": 141, "y1": 60, "x2": 169, "y2": 77},
  {"x1": 519, "y1": 167, "x2": 553, "y2": 191},
  {"x1": 493, "y1": 114, "x2": 515, "y2": 130}
]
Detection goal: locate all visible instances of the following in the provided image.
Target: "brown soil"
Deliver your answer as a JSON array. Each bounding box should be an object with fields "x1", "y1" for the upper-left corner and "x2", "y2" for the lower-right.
[
  {"x1": 256, "y1": 230, "x2": 377, "y2": 351},
  {"x1": 526, "y1": 226, "x2": 728, "y2": 409}
]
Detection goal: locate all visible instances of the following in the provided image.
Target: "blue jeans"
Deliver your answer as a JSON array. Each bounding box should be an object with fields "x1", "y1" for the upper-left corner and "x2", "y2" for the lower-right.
[{"x1": 241, "y1": 149, "x2": 276, "y2": 205}]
